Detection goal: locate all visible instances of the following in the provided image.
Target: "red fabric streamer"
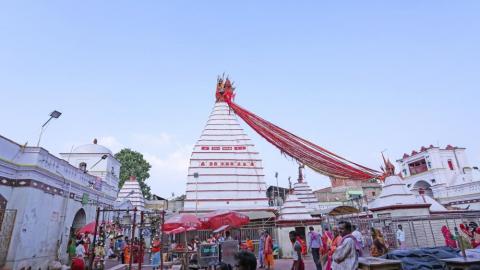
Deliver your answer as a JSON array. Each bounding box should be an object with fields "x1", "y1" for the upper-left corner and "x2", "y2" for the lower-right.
[{"x1": 223, "y1": 96, "x2": 380, "y2": 180}]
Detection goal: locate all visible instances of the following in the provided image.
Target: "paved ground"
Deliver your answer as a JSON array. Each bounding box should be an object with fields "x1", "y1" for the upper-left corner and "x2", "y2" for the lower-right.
[
  {"x1": 265, "y1": 258, "x2": 316, "y2": 270},
  {"x1": 104, "y1": 257, "x2": 317, "y2": 270}
]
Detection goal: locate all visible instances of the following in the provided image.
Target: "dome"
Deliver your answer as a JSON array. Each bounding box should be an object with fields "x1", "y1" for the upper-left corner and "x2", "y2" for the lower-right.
[{"x1": 72, "y1": 138, "x2": 112, "y2": 154}]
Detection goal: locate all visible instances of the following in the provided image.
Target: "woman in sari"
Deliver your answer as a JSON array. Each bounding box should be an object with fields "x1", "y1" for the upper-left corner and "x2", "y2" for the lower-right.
[
  {"x1": 325, "y1": 227, "x2": 342, "y2": 270},
  {"x1": 123, "y1": 240, "x2": 131, "y2": 265},
  {"x1": 441, "y1": 226, "x2": 457, "y2": 249},
  {"x1": 321, "y1": 227, "x2": 334, "y2": 269},
  {"x1": 370, "y1": 228, "x2": 388, "y2": 257}
]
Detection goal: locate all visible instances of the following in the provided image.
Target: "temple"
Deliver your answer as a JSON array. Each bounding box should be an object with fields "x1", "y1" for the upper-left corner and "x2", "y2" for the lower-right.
[
  {"x1": 292, "y1": 165, "x2": 321, "y2": 211},
  {"x1": 182, "y1": 78, "x2": 270, "y2": 213},
  {"x1": 116, "y1": 176, "x2": 146, "y2": 211}
]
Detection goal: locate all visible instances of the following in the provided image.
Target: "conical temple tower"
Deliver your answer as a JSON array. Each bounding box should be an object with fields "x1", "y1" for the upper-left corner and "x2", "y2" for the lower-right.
[
  {"x1": 117, "y1": 176, "x2": 145, "y2": 211},
  {"x1": 293, "y1": 165, "x2": 320, "y2": 211},
  {"x1": 183, "y1": 78, "x2": 270, "y2": 213},
  {"x1": 278, "y1": 193, "x2": 314, "y2": 221}
]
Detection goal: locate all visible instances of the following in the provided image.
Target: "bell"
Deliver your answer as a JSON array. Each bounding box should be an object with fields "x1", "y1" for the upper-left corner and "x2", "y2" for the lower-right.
[{"x1": 121, "y1": 213, "x2": 132, "y2": 225}]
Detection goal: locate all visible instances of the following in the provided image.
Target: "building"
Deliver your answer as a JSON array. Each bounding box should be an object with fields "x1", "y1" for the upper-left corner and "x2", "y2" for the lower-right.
[
  {"x1": 314, "y1": 179, "x2": 382, "y2": 210},
  {"x1": 144, "y1": 195, "x2": 168, "y2": 211},
  {"x1": 182, "y1": 78, "x2": 271, "y2": 213},
  {"x1": 397, "y1": 145, "x2": 480, "y2": 210},
  {"x1": 266, "y1": 185, "x2": 290, "y2": 207},
  {"x1": 0, "y1": 136, "x2": 120, "y2": 269}
]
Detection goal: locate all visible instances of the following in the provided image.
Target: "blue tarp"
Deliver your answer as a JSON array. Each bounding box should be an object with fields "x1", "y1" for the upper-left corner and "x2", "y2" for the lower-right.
[{"x1": 385, "y1": 247, "x2": 459, "y2": 270}]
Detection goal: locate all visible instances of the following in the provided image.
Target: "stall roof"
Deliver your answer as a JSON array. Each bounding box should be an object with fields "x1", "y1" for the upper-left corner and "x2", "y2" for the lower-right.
[{"x1": 313, "y1": 205, "x2": 359, "y2": 216}]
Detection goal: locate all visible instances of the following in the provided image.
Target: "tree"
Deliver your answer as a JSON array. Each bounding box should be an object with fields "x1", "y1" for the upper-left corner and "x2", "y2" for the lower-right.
[{"x1": 115, "y1": 148, "x2": 152, "y2": 199}]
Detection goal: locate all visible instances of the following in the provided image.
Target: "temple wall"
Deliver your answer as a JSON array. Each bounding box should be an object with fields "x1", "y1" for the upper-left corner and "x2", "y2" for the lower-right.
[{"x1": 2, "y1": 186, "x2": 97, "y2": 270}]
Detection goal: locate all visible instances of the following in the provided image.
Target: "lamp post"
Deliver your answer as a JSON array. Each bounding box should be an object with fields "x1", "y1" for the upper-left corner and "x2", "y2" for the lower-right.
[
  {"x1": 55, "y1": 169, "x2": 72, "y2": 262},
  {"x1": 36, "y1": 110, "x2": 62, "y2": 147},
  {"x1": 89, "y1": 154, "x2": 108, "y2": 171},
  {"x1": 275, "y1": 172, "x2": 279, "y2": 206},
  {"x1": 193, "y1": 172, "x2": 199, "y2": 215}
]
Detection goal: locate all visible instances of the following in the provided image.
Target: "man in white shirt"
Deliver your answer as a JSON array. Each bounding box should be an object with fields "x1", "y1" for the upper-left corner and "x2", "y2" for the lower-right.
[
  {"x1": 75, "y1": 240, "x2": 86, "y2": 258},
  {"x1": 308, "y1": 226, "x2": 322, "y2": 270},
  {"x1": 396, "y1": 224, "x2": 406, "y2": 249},
  {"x1": 351, "y1": 225, "x2": 364, "y2": 248}
]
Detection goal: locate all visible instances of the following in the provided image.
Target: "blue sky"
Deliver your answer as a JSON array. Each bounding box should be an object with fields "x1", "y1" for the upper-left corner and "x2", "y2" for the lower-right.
[{"x1": 1, "y1": 1, "x2": 479, "y2": 198}]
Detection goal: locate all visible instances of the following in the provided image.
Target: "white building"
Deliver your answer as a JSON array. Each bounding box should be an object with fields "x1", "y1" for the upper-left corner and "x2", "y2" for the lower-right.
[
  {"x1": 397, "y1": 145, "x2": 480, "y2": 210},
  {"x1": 183, "y1": 79, "x2": 271, "y2": 213},
  {"x1": 0, "y1": 136, "x2": 120, "y2": 270}
]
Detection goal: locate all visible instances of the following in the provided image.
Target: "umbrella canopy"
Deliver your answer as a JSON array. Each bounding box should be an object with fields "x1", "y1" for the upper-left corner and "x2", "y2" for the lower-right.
[
  {"x1": 163, "y1": 213, "x2": 201, "y2": 232},
  {"x1": 77, "y1": 221, "x2": 111, "y2": 235},
  {"x1": 200, "y1": 210, "x2": 249, "y2": 230},
  {"x1": 166, "y1": 226, "x2": 186, "y2": 235},
  {"x1": 166, "y1": 226, "x2": 199, "y2": 235}
]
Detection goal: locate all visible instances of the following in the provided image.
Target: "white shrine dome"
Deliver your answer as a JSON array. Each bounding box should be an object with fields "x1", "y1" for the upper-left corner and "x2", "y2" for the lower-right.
[
  {"x1": 368, "y1": 175, "x2": 430, "y2": 210},
  {"x1": 72, "y1": 139, "x2": 112, "y2": 155},
  {"x1": 278, "y1": 194, "x2": 314, "y2": 221}
]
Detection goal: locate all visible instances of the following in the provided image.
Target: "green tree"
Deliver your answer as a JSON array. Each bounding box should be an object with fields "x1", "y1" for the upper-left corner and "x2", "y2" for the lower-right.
[{"x1": 115, "y1": 148, "x2": 152, "y2": 199}]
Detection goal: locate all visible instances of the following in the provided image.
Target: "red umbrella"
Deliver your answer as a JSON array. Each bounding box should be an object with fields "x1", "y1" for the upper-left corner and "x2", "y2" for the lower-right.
[
  {"x1": 166, "y1": 227, "x2": 186, "y2": 235},
  {"x1": 163, "y1": 214, "x2": 201, "y2": 232},
  {"x1": 200, "y1": 210, "x2": 249, "y2": 230},
  {"x1": 77, "y1": 221, "x2": 111, "y2": 235},
  {"x1": 165, "y1": 226, "x2": 198, "y2": 235}
]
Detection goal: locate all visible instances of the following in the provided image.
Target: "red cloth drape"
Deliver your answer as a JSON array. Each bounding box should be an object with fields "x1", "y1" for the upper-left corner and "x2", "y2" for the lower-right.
[{"x1": 223, "y1": 96, "x2": 379, "y2": 180}]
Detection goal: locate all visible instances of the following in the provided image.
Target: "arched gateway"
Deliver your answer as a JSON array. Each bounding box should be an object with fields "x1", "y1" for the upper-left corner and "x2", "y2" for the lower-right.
[{"x1": 70, "y1": 208, "x2": 86, "y2": 236}]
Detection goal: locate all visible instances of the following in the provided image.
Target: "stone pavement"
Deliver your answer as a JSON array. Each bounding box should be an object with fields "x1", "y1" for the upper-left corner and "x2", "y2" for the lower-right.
[
  {"x1": 104, "y1": 257, "x2": 317, "y2": 270},
  {"x1": 266, "y1": 258, "x2": 316, "y2": 270}
]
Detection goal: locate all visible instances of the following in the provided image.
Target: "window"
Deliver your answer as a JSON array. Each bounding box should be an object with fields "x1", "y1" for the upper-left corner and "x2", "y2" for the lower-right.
[
  {"x1": 447, "y1": 159, "x2": 454, "y2": 170},
  {"x1": 408, "y1": 158, "x2": 428, "y2": 175},
  {"x1": 79, "y1": 162, "x2": 87, "y2": 172},
  {"x1": 372, "y1": 191, "x2": 376, "y2": 196}
]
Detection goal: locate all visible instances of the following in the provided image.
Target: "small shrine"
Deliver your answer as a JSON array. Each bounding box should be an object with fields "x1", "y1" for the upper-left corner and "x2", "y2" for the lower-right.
[
  {"x1": 368, "y1": 157, "x2": 447, "y2": 217},
  {"x1": 117, "y1": 176, "x2": 145, "y2": 211},
  {"x1": 292, "y1": 165, "x2": 321, "y2": 211}
]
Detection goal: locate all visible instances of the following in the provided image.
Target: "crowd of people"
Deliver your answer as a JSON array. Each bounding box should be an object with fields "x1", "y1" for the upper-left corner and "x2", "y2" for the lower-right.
[
  {"x1": 230, "y1": 221, "x2": 388, "y2": 270},
  {"x1": 67, "y1": 232, "x2": 148, "y2": 270},
  {"x1": 304, "y1": 222, "x2": 402, "y2": 270},
  {"x1": 65, "y1": 222, "x2": 411, "y2": 270}
]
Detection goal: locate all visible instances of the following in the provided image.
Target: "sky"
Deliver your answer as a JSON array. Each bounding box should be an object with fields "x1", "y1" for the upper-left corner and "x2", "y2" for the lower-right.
[{"x1": 1, "y1": 1, "x2": 479, "y2": 198}]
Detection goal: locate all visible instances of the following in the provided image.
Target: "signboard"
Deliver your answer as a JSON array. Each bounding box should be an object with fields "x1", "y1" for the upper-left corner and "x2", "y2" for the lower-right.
[
  {"x1": 198, "y1": 243, "x2": 219, "y2": 267},
  {"x1": 81, "y1": 193, "x2": 89, "y2": 205},
  {"x1": 94, "y1": 177, "x2": 103, "y2": 191},
  {"x1": 220, "y1": 240, "x2": 239, "y2": 266}
]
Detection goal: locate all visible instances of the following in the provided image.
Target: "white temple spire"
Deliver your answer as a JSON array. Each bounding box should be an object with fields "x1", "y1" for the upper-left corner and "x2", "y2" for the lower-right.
[{"x1": 183, "y1": 79, "x2": 270, "y2": 213}]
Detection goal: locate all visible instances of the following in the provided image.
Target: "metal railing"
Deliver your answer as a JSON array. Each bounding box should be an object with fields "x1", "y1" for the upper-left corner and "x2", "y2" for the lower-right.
[{"x1": 331, "y1": 213, "x2": 480, "y2": 249}]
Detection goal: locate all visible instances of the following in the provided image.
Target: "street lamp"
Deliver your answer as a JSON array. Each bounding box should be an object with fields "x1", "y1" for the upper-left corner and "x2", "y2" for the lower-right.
[
  {"x1": 36, "y1": 110, "x2": 62, "y2": 147},
  {"x1": 90, "y1": 154, "x2": 108, "y2": 171},
  {"x1": 193, "y1": 172, "x2": 199, "y2": 215},
  {"x1": 275, "y1": 172, "x2": 279, "y2": 206}
]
